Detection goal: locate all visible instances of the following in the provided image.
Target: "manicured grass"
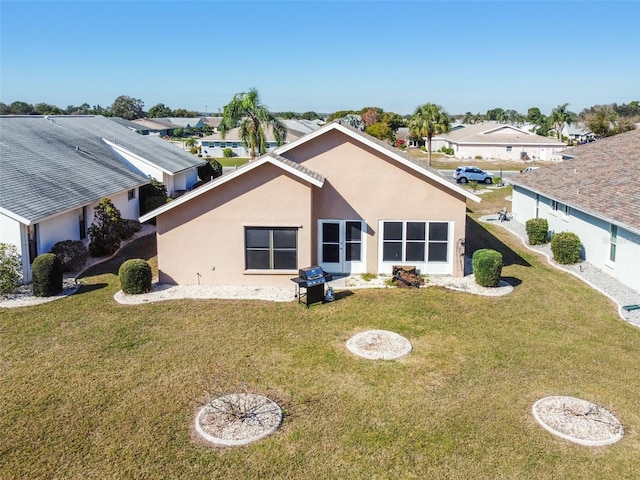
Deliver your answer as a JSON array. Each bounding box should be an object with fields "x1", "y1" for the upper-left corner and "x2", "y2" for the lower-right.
[
  {"x1": 215, "y1": 157, "x2": 250, "y2": 167},
  {"x1": 1, "y1": 220, "x2": 639, "y2": 479}
]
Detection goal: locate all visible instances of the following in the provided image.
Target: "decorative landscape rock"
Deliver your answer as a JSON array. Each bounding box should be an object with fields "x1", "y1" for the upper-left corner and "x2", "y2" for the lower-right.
[
  {"x1": 532, "y1": 396, "x2": 623, "y2": 446},
  {"x1": 346, "y1": 329, "x2": 412, "y2": 360}
]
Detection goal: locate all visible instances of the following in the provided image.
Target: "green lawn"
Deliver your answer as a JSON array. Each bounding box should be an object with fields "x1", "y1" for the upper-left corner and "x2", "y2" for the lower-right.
[
  {"x1": 1, "y1": 209, "x2": 639, "y2": 479},
  {"x1": 215, "y1": 157, "x2": 250, "y2": 167}
]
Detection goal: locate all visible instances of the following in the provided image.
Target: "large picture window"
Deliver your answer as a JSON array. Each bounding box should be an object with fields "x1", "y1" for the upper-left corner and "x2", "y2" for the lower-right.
[
  {"x1": 245, "y1": 227, "x2": 297, "y2": 270},
  {"x1": 382, "y1": 221, "x2": 449, "y2": 263}
]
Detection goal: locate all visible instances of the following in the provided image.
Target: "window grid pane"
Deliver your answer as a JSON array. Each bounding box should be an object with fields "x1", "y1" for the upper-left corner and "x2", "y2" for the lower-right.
[{"x1": 246, "y1": 227, "x2": 297, "y2": 270}]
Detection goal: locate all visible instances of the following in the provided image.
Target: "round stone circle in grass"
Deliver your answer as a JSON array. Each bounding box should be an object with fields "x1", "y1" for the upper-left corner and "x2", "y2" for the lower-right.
[
  {"x1": 195, "y1": 393, "x2": 283, "y2": 447},
  {"x1": 532, "y1": 396, "x2": 624, "y2": 446},
  {"x1": 346, "y1": 329, "x2": 412, "y2": 360}
]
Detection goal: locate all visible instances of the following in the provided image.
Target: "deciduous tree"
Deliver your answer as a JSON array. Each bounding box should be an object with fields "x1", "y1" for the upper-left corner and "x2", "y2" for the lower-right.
[
  {"x1": 147, "y1": 103, "x2": 173, "y2": 118},
  {"x1": 110, "y1": 95, "x2": 145, "y2": 120}
]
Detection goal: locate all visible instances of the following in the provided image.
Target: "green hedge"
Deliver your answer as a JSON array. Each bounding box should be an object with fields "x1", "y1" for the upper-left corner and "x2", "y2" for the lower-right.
[
  {"x1": 472, "y1": 249, "x2": 503, "y2": 287},
  {"x1": 525, "y1": 218, "x2": 549, "y2": 245},
  {"x1": 119, "y1": 259, "x2": 152, "y2": 294},
  {"x1": 32, "y1": 253, "x2": 63, "y2": 297},
  {"x1": 551, "y1": 232, "x2": 581, "y2": 264}
]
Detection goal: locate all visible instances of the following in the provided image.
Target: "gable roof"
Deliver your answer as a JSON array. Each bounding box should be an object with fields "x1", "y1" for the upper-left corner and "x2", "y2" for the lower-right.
[
  {"x1": 0, "y1": 115, "x2": 205, "y2": 224},
  {"x1": 509, "y1": 128, "x2": 640, "y2": 234},
  {"x1": 140, "y1": 121, "x2": 480, "y2": 223},
  {"x1": 434, "y1": 122, "x2": 565, "y2": 146},
  {"x1": 139, "y1": 153, "x2": 325, "y2": 223},
  {"x1": 276, "y1": 121, "x2": 481, "y2": 202}
]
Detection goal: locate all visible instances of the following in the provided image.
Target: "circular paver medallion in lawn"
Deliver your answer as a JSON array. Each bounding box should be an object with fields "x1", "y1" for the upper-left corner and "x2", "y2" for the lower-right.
[
  {"x1": 346, "y1": 330, "x2": 412, "y2": 360},
  {"x1": 532, "y1": 396, "x2": 624, "y2": 446},
  {"x1": 195, "y1": 393, "x2": 283, "y2": 447}
]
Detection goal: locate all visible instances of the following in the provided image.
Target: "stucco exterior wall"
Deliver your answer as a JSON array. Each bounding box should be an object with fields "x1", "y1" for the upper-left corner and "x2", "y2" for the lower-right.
[
  {"x1": 285, "y1": 130, "x2": 468, "y2": 277},
  {"x1": 155, "y1": 163, "x2": 313, "y2": 286},
  {"x1": 512, "y1": 186, "x2": 640, "y2": 293},
  {"x1": 453, "y1": 143, "x2": 562, "y2": 161}
]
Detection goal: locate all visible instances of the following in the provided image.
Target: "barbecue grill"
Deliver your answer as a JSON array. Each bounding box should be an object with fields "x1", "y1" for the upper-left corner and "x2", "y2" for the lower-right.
[{"x1": 291, "y1": 266, "x2": 332, "y2": 307}]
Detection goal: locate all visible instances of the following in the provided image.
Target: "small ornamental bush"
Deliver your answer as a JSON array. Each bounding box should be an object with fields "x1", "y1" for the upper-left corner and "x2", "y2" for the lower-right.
[
  {"x1": 119, "y1": 259, "x2": 152, "y2": 294},
  {"x1": 551, "y1": 232, "x2": 582, "y2": 264},
  {"x1": 472, "y1": 249, "x2": 503, "y2": 287},
  {"x1": 89, "y1": 198, "x2": 122, "y2": 257},
  {"x1": 120, "y1": 219, "x2": 141, "y2": 240},
  {"x1": 51, "y1": 240, "x2": 88, "y2": 273},
  {"x1": 526, "y1": 218, "x2": 549, "y2": 245},
  {"x1": 32, "y1": 253, "x2": 63, "y2": 297},
  {"x1": 223, "y1": 147, "x2": 233, "y2": 158},
  {"x1": 0, "y1": 243, "x2": 23, "y2": 294}
]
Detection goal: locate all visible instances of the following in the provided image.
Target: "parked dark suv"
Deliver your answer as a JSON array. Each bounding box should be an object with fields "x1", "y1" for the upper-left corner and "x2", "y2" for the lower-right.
[{"x1": 453, "y1": 166, "x2": 494, "y2": 184}]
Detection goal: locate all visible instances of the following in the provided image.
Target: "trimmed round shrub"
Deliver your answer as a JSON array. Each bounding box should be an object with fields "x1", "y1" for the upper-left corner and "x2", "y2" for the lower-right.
[
  {"x1": 51, "y1": 240, "x2": 88, "y2": 272},
  {"x1": 120, "y1": 219, "x2": 141, "y2": 240},
  {"x1": 472, "y1": 249, "x2": 503, "y2": 287},
  {"x1": 551, "y1": 232, "x2": 581, "y2": 264},
  {"x1": 32, "y1": 253, "x2": 63, "y2": 297},
  {"x1": 526, "y1": 218, "x2": 549, "y2": 245},
  {"x1": 119, "y1": 259, "x2": 152, "y2": 294}
]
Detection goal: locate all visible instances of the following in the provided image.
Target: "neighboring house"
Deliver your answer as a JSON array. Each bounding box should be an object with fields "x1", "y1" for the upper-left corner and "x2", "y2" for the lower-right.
[
  {"x1": 109, "y1": 117, "x2": 151, "y2": 135},
  {"x1": 140, "y1": 121, "x2": 480, "y2": 287},
  {"x1": 131, "y1": 118, "x2": 178, "y2": 136},
  {"x1": 198, "y1": 124, "x2": 309, "y2": 158},
  {"x1": 431, "y1": 123, "x2": 566, "y2": 161},
  {"x1": 509, "y1": 128, "x2": 640, "y2": 293},
  {"x1": 0, "y1": 115, "x2": 204, "y2": 283},
  {"x1": 561, "y1": 122, "x2": 596, "y2": 145},
  {"x1": 158, "y1": 117, "x2": 207, "y2": 129}
]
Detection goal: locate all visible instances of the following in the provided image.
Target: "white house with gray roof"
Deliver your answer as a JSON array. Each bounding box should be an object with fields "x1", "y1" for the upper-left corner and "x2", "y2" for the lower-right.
[
  {"x1": 0, "y1": 115, "x2": 204, "y2": 283},
  {"x1": 509, "y1": 128, "x2": 640, "y2": 294},
  {"x1": 431, "y1": 123, "x2": 566, "y2": 161}
]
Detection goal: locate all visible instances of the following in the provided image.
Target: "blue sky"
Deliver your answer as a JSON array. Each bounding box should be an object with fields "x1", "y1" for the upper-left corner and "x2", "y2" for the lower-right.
[{"x1": 1, "y1": 0, "x2": 638, "y2": 116}]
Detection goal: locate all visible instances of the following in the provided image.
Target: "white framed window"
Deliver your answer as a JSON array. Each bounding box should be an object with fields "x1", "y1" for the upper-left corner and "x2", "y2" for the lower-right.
[
  {"x1": 506, "y1": 146, "x2": 512, "y2": 152},
  {"x1": 128, "y1": 189, "x2": 136, "y2": 201},
  {"x1": 609, "y1": 224, "x2": 617, "y2": 263},
  {"x1": 381, "y1": 221, "x2": 449, "y2": 263}
]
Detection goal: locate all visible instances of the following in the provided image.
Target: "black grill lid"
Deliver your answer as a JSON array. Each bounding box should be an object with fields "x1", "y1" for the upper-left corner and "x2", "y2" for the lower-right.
[{"x1": 298, "y1": 266, "x2": 324, "y2": 280}]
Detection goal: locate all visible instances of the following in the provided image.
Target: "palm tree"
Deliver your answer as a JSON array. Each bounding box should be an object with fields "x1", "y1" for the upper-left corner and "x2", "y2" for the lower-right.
[
  {"x1": 550, "y1": 103, "x2": 577, "y2": 141},
  {"x1": 409, "y1": 103, "x2": 451, "y2": 167},
  {"x1": 219, "y1": 88, "x2": 287, "y2": 160}
]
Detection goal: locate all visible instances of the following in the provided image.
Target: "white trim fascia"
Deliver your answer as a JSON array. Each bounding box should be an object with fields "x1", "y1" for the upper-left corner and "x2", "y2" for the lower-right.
[
  {"x1": 139, "y1": 156, "x2": 323, "y2": 223},
  {"x1": 102, "y1": 138, "x2": 174, "y2": 176},
  {"x1": 481, "y1": 125, "x2": 531, "y2": 136},
  {"x1": 0, "y1": 206, "x2": 31, "y2": 226},
  {"x1": 276, "y1": 122, "x2": 480, "y2": 203},
  {"x1": 512, "y1": 184, "x2": 640, "y2": 237}
]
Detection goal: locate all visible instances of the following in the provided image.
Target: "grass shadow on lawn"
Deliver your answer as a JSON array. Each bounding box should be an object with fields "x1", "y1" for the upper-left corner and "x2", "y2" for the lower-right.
[
  {"x1": 465, "y1": 216, "x2": 530, "y2": 269},
  {"x1": 78, "y1": 234, "x2": 157, "y2": 279}
]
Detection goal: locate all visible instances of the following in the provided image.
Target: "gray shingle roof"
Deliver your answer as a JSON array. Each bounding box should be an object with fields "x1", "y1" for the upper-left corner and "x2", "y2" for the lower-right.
[
  {"x1": 0, "y1": 115, "x2": 203, "y2": 223},
  {"x1": 509, "y1": 128, "x2": 640, "y2": 233}
]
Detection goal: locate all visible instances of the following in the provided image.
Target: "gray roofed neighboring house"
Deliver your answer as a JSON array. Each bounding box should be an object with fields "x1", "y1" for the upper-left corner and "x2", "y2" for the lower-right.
[
  {"x1": 131, "y1": 118, "x2": 179, "y2": 136},
  {"x1": 509, "y1": 127, "x2": 640, "y2": 293},
  {"x1": 0, "y1": 115, "x2": 205, "y2": 283},
  {"x1": 158, "y1": 117, "x2": 206, "y2": 129}
]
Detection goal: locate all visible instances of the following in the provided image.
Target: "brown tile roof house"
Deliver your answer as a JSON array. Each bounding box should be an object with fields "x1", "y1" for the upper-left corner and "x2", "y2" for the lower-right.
[
  {"x1": 509, "y1": 127, "x2": 640, "y2": 293},
  {"x1": 510, "y1": 128, "x2": 640, "y2": 234}
]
